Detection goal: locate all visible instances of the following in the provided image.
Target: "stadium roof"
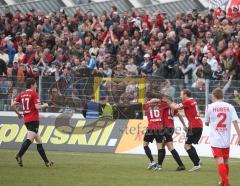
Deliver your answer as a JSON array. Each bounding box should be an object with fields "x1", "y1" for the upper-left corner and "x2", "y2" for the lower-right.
[
  {"x1": 0, "y1": 0, "x2": 205, "y2": 19},
  {"x1": 63, "y1": 0, "x2": 134, "y2": 16},
  {"x1": 0, "y1": 0, "x2": 65, "y2": 14},
  {"x1": 63, "y1": 0, "x2": 205, "y2": 18},
  {"x1": 135, "y1": 0, "x2": 205, "y2": 18},
  {"x1": 0, "y1": 0, "x2": 7, "y2": 6}
]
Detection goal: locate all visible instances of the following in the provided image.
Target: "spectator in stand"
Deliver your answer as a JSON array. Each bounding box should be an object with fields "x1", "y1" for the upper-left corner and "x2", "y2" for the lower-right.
[
  {"x1": 42, "y1": 18, "x2": 53, "y2": 33},
  {"x1": 114, "y1": 64, "x2": 127, "y2": 77},
  {"x1": 180, "y1": 55, "x2": 196, "y2": 88},
  {"x1": 125, "y1": 57, "x2": 138, "y2": 77},
  {"x1": 13, "y1": 46, "x2": 25, "y2": 64},
  {"x1": 232, "y1": 90, "x2": 240, "y2": 114},
  {"x1": 207, "y1": 51, "x2": 218, "y2": 72},
  {"x1": 0, "y1": 58, "x2": 7, "y2": 77},
  {"x1": 152, "y1": 62, "x2": 161, "y2": 77},
  {"x1": 139, "y1": 53, "x2": 153, "y2": 75},
  {"x1": 166, "y1": 31, "x2": 178, "y2": 56},
  {"x1": 212, "y1": 64, "x2": 225, "y2": 80},
  {"x1": 221, "y1": 49, "x2": 237, "y2": 78},
  {"x1": 89, "y1": 40, "x2": 99, "y2": 58},
  {"x1": 103, "y1": 63, "x2": 112, "y2": 77},
  {"x1": 22, "y1": 45, "x2": 35, "y2": 65},
  {"x1": 160, "y1": 79, "x2": 175, "y2": 99},
  {"x1": 165, "y1": 50, "x2": 176, "y2": 78},
  {"x1": 87, "y1": 54, "x2": 97, "y2": 69},
  {"x1": 199, "y1": 56, "x2": 212, "y2": 80},
  {"x1": 72, "y1": 57, "x2": 81, "y2": 74},
  {"x1": 174, "y1": 53, "x2": 185, "y2": 80},
  {"x1": 0, "y1": 48, "x2": 9, "y2": 65},
  {"x1": 52, "y1": 53, "x2": 64, "y2": 68},
  {"x1": 3, "y1": 37, "x2": 16, "y2": 67}
]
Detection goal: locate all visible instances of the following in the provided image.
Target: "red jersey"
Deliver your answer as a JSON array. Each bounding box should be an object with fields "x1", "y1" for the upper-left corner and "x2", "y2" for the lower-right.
[
  {"x1": 143, "y1": 101, "x2": 168, "y2": 130},
  {"x1": 179, "y1": 98, "x2": 203, "y2": 128},
  {"x1": 163, "y1": 107, "x2": 178, "y2": 128},
  {"x1": 16, "y1": 89, "x2": 40, "y2": 123}
]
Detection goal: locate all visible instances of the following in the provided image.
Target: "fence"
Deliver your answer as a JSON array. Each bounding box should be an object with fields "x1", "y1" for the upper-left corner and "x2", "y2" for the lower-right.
[{"x1": 0, "y1": 75, "x2": 239, "y2": 116}]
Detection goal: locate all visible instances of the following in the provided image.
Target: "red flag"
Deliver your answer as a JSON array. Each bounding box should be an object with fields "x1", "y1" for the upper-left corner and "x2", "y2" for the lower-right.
[{"x1": 227, "y1": 0, "x2": 240, "y2": 18}]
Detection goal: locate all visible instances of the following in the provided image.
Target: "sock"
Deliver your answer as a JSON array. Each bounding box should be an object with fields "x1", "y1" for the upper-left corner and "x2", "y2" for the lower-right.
[
  {"x1": 191, "y1": 146, "x2": 200, "y2": 163},
  {"x1": 144, "y1": 146, "x2": 154, "y2": 162},
  {"x1": 17, "y1": 139, "x2": 32, "y2": 158},
  {"x1": 158, "y1": 149, "x2": 166, "y2": 166},
  {"x1": 37, "y1": 144, "x2": 49, "y2": 163},
  {"x1": 218, "y1": 163, "x2": 228, "y2": 186},
  {"x1": 171, "y1": 149, "x2": 184, "y2": 166},
  {"x1": 225, "y1": 164, "x2": 229, "y2": 176},
  {"x1": 187, "y1": 146, "x2": 200, "y2": 166},
  {"x1": 163, "y1": 148, "x2": 166, "y2": 163}
]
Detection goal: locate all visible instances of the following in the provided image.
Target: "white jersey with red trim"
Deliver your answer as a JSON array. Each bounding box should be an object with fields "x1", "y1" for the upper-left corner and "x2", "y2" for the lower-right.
[{"x1": 205, "y1": 101, "x2": 239, "y2": 148}]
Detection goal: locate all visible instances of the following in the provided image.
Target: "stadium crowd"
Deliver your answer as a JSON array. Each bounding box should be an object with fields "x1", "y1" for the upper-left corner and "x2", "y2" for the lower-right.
[{"x1": 0, "y1": 6, "x2": 239, "y2": 112}]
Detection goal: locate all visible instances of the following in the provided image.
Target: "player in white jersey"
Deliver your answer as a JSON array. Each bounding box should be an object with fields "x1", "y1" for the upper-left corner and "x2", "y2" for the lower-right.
[{"x1": 205, "y1": 88, "x2": 240, "y2": 186}]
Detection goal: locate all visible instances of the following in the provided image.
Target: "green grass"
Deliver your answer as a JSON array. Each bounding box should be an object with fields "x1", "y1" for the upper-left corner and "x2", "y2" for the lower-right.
[{"x1": 0, "y1": 149, "x2": 239, "y2": 186}]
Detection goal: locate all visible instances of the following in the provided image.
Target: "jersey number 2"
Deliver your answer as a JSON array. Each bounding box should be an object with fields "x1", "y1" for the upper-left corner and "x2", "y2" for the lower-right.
[{"x1": 217, "y1": 113, "x2": 226, "y2": 128}]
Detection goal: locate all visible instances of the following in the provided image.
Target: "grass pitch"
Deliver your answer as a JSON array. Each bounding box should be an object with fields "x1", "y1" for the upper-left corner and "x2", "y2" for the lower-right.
[{"x1": 0, "y1": 149, "x2": 239, "y2": 186}]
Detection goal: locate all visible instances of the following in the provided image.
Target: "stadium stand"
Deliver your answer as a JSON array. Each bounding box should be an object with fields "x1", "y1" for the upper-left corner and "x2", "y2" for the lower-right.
[{"x1": 0, "y1": 0, "x2": 239, "y2": 117}]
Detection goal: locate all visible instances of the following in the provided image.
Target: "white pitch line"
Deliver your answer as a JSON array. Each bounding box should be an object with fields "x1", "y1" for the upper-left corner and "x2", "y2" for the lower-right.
[
  {"x1": 49, "y1": 152, "x2": 240, "y2": 161},
  {"x1": 1, "y1": 150, "x2": 240, "y2": 161}
]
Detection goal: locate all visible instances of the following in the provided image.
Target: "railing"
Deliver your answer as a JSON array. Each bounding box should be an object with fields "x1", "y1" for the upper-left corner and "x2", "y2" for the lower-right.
[{"x1": 0, "y1": 75, "x2": 239, "y2": 116}]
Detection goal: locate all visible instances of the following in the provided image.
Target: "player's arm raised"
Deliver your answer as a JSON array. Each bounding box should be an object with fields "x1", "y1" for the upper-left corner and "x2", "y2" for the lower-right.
[
  {"x1": 169, "y1": 102, "x2": 182, "y2": 110},
  {"x1": 33, "y1": 92, "x2": 49, "y2": 110},
  {"x1": 35, "y1": 103, "x2": 49, "y2": 110},
  {"x1": 148, "y1": 98, "x2": 161, "y2": 103},
  {"x1": 163, "y1": 97, "x2": 181, "y2": 110}
]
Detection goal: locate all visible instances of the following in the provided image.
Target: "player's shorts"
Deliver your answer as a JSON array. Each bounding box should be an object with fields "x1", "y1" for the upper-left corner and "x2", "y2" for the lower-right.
[
  {"x1": 144, "y1": 129, "x2": 164, "y2": 143},
  {"x1": 185, "y1": 128, "x2": 202, "y2": 145},
  {"x1": 211, "y1": 147, "x2": 230, "y2": 160},
  {"x1": 163, "y1": 127, "x2": 174, "y2": 143},
  {"x1": 25, "y1": 121, "x2": 39, "y2": 133}
]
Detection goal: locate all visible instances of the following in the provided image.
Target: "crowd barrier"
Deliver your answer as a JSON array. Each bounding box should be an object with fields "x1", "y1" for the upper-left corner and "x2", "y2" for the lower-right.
[{"x1": 1, "y1": 76, "x2": 239, "y2": 116}]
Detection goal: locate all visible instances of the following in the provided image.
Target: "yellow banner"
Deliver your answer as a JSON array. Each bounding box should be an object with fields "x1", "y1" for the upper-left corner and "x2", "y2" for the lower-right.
[{"x1": 115, "y1": 119, "x2": 148, "y2": 153}]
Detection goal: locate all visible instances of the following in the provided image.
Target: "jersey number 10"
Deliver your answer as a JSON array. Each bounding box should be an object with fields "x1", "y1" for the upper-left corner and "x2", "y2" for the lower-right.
[{"x1": 149, "y1": 107, "x2": 160, "y2": 118}]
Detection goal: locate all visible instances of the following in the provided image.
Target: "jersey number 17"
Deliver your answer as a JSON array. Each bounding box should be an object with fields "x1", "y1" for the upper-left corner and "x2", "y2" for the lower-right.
[{"x1": 21, "y1": 98, "x2": 30, "y2": 113}]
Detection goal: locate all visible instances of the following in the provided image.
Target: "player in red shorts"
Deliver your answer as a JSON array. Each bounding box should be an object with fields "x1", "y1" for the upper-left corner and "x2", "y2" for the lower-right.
[
  {"x1": 11, "y1": 78, "x2": 53, "y2": 167},
  {"x1": 143, "y1": 93, "x2": 167, "y2": 171},
  {"x1": 161, "y1": 99, "x2": 187, "y2": 171},
  {"x1": 165, "y1": 89, "x2": 203, "y2": 172},
  {"x1": 205, "y1": 88, "x2": 240, "y2": 186}
]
